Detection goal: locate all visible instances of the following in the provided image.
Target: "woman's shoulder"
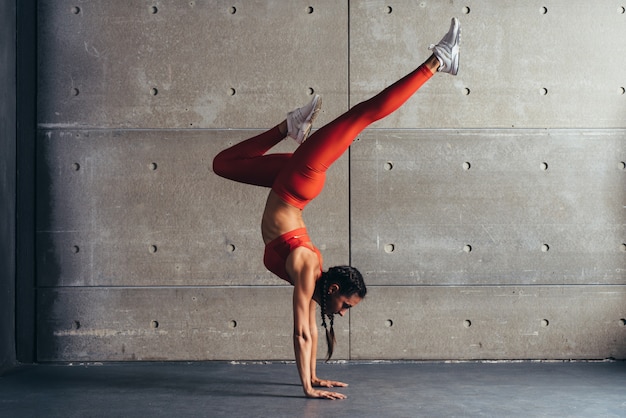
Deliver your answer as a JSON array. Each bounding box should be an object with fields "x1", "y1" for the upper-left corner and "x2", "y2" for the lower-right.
[{"x1": 286, "y1": 246, "x2": 322, "y2": 287}]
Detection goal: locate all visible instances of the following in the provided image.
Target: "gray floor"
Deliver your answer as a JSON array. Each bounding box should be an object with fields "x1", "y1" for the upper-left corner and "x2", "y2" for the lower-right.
[{"x1": 1, "y1": 361, "x2": 625, "y2": 418}]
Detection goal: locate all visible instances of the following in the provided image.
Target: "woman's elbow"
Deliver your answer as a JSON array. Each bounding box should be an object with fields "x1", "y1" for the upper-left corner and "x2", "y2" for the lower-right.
[{"x1": 293, "y1": 330, "x2": 312, "y2": 344}]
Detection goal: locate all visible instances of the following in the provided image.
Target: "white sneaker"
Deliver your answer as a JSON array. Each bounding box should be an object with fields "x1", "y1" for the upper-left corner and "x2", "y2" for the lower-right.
[
  {"x1": 287, "y1": 95, "x2": 322, "y2": 144},
  {"x1": 429, "y1": 17, "x2": 460, "y2": 75}
]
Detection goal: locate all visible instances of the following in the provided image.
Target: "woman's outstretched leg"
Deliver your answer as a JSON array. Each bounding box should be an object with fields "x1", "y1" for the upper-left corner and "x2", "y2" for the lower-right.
[
  {"x1": 272, "y1": 18, "x2": 461, "y2": 209},
  {"x1": 213, "y1": 96, "x2": 322, "y2": 187},
  {"x1": 296, "y1": 58, "x2": 438, "y2": 168}
]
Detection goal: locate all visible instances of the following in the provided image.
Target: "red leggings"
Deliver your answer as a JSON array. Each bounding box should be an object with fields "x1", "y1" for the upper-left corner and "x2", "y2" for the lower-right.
[{"x1": 213, "y1": 64, "x2": 434, "y2": 209}]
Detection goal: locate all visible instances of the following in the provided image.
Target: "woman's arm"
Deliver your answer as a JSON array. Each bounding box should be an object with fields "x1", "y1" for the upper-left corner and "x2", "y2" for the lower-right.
[
  {"x1": 309, "y1": 301, "x2": 349, "y2": 390},
  {"x1": 288, "y1": 248, "x2": 346, "y2": 400},
  {"x1": 292, "y1": 274, "x2": 315, "y2": 396},
  {"x1": 309, "y1": 299, "x2": 319, "y2": 381}
]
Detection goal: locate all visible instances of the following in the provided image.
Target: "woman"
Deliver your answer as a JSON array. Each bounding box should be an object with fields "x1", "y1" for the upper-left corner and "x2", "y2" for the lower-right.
[{"x1": 213, "y1": 18, "x2": 460, "y2": 400}]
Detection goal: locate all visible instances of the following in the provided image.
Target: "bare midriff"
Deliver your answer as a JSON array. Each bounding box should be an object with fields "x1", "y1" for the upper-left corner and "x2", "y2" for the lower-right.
[{"x1": 261, "y1": 190, "x2": 307, "y2": 245}]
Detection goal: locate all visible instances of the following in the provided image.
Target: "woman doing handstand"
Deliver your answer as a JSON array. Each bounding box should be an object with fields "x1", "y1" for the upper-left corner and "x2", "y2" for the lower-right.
[{"x1": 213, "y1": 18, "x2": 460, "y2": 400}]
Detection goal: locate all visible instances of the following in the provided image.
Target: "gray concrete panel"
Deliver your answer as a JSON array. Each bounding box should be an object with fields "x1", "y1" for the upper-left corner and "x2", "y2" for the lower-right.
[
  {"x1": 37, "y1": 287, "x2": 350, "y2": 361},
  {"x1": 351, "y1": 129, "x2": 626, "y2": 285},
  {"x1": 32, "y1": 1, "x2": 626, "y2": 363},
  {"x1": 350, "y1": 1, "x2": 626, "y2": 128},
  {"x1": 37, "y1": 129, "x2": 348, "y2": 286},
  {"x1": 351, "y1": 285, "x2": 626, "y2": 360},
  {"x1": 37, "y1": 1, "x2": 349, "y2": 129}
]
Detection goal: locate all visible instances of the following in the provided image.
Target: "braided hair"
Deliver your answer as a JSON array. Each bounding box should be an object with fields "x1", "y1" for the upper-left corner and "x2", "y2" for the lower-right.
[{"x1": 318, "y1": 265, "x2": 367, "y2": 361}]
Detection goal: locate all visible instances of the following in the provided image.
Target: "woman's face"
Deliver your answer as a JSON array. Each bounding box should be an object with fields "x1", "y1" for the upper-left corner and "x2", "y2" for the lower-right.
[{"x1": 326, "y1": 285, "x2": 362, "y2": 316}]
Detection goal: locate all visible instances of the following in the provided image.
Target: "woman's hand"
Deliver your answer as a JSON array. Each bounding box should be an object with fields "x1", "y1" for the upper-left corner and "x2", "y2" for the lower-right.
[
  {"x1": 312, "y1": 377, "x2": 348, "y2": 389},
  {"x1": 305, "y1": 388, "x2": 347, "y2": 400}
]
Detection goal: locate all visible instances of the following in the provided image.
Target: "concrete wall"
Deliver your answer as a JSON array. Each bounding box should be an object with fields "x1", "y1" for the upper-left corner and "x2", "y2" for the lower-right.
[
  {"x1": 35, "y1": 1, "x2": 625, "y2": 361},
  {"x1": 0, "y1": 0, "x2": 17, "y2": 372}
]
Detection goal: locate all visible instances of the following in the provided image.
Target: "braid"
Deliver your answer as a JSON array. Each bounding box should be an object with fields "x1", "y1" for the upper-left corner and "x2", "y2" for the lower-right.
[
  {"x1": 327, "y1": 313, "x2": 335, "y2": 358},
  {"x1": 320, "y1": 277, "x2": 336, "y2": 361},
  {"x1": 321, "y1": 277, "x2": 328, "y2": 330}
]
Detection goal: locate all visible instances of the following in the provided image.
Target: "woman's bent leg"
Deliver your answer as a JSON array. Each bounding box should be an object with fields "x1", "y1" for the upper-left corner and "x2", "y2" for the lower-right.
[{"x1": 213, "y1": 125, "x2": 291, "y2": 187}]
